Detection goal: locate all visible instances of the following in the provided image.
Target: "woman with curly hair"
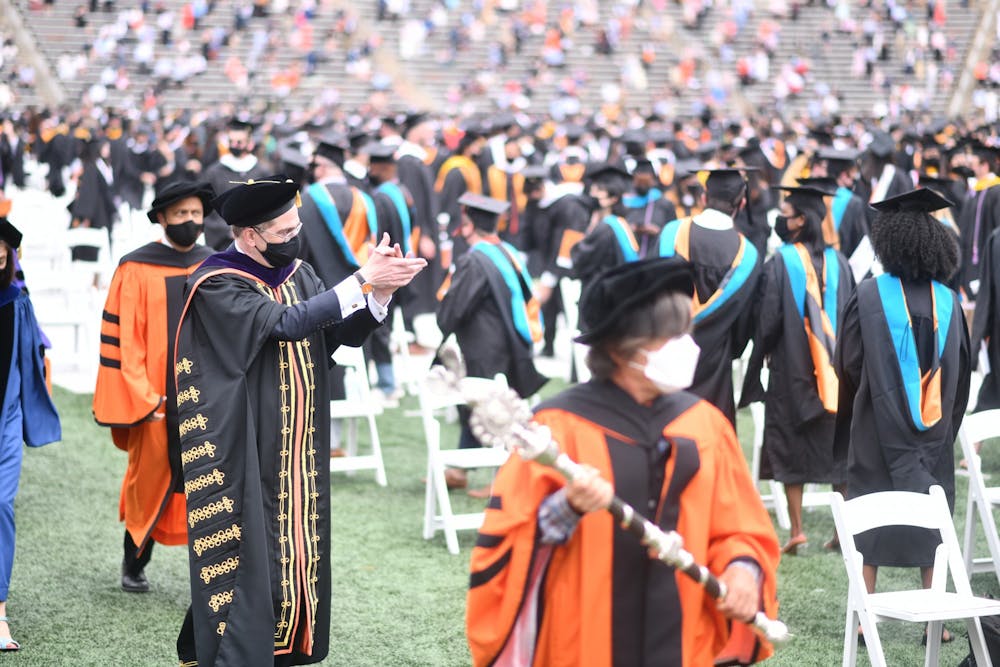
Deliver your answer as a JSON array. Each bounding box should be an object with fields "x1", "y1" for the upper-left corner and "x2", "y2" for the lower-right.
[{"x1": 834, "y1": 187, "x2": 969, "y2": 642}]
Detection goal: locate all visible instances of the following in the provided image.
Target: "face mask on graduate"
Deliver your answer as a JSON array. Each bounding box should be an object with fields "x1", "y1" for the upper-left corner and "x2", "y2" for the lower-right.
[
  {"x1": 634, "y1": 183, "x2": 651, "y2": 197},
  {"x1": 229, "y1": 146, "x2": 247, "y2": 158},
  {"x1": 257, "y1": 233, "x2": 301, "y2": 268},
  {"x1": 165, "y1": 220, "x2": 203, "y2": 247},
  {"x1": 774, "y1": 215, "x2": 792, "y2": 243},
  {"x1": 306, "y1": 161, "x2": 318, "y2": 184},
  {"x1": 630, "y1": 334, "x2": 701, "y2": 394}
]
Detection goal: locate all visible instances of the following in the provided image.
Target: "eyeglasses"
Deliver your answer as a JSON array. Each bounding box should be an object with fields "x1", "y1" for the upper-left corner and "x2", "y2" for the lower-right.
[{"x1": 253, "y1": 222, "x2": 303, "y2": 242}]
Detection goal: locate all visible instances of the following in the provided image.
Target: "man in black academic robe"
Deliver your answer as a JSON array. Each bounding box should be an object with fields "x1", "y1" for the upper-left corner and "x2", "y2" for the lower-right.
[
  {"x1": 437, "y1": 193, "x2": 547, "y2": 485},
  {"x1": 394, "y1": 116, "x2": 441, "y2": 320},
  {"x1": 957, "y1": 144, "x2": 1000, "y2": 300},
  {"x1": 658, "y1": 169, "x2": 762, "y2": 427},
  {"x1": 972, "y1": 225, "x2": 1000, "y2": 412},
  {"x1": 174, "y1": 176, "x2": 425, "y2": 667},
  {"x1": 298, "y1": 135, "x2": 376, "y2": 288},
  {"x1": 201, "y1": 120, "x2": 269, "y2": 250},
  {"x1": 622, "y1": 159, "x2": 678, "y2": 256}
]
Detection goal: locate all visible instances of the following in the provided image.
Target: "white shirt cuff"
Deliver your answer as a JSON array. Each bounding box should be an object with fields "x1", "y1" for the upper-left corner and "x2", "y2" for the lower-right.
[{"x1": 332, "y1": 276, "x2": 390, "y2": 323}]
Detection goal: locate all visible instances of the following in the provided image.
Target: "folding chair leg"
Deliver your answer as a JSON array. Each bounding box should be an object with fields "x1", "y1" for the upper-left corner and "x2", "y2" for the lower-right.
[
  {"x1": 842, "y1": 608, "x2": 859, "y2": 667},
  {"x1": 979, "y1": 497, "x2": 1000, "y2": 587},
  {"x1": 967, "y1": 617, "x2": 994, "y2": 667},
  {"x1": 430, "y1": 457, "x2": 461, "y2": 555},
  {"x1": 924, "y1": 620, "x2": 942, "y2": 667},
  {"x1": 771, "y1": 480, "x2": 791, "y2": 531},
  {"x1": 366, "y1": 414, "x2": 387, "y2": 487},
  {"x1": 422, "y1": 459, "x2": 436, "y2": 540},
  {"x1": 859, "y1": 614, "x2": 888, "y2": 667},
  {"x1": 964, "y1": 493, "x2": 977, "y2": 575}
]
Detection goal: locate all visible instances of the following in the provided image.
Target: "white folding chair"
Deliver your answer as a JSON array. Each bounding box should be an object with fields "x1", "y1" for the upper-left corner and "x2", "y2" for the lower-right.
[
  {"x1": 420, "y1": 375, "x2": 509, "y2": 555},
  {"x1": 830, "y1": 486, "x2": 1000, "y2": 667},
  {"x1": 328, "y1": 345, "x2": 387, "y2": 486},
  {"x1": 559, "y1": 277, "x2": 590, "y2": 383},
  {"x1": 748, "y1": 400, "x2": 792, "y2": 531},
  {"x1": 959, "y1": 409, "x2": 1000, "y2": 585},
  {"x1": 388, "y1": 308, "x2": 420, "y2": 397}
]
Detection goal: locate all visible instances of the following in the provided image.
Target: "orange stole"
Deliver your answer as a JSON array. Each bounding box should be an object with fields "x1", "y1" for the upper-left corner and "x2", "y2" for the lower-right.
[
  {"x1": 487, "y1": 166, "x2": 527, "y2": 233},
  {"x1": 435, "y1": 155, "x2": 483, "y2": 194}
]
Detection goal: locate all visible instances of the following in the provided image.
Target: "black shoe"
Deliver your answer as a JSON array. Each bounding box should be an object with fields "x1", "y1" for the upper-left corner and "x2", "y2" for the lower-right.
[{"x1": 121, "y1": 566, "x2": 150, "y2": 593}]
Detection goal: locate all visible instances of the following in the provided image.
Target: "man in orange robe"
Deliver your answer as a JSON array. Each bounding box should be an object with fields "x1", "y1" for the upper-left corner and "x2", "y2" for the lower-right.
[{"x1": 93, "y1": 181, "x2": 215, "y2": 592}]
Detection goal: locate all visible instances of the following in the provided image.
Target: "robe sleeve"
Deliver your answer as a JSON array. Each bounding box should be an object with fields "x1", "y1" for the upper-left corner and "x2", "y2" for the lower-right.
[
  {"x1": 570, "y1": 223, "x2": 615, "y2": 283},
  {"x1": 93, "y1": 262, "x2": 163, "y2": 431},
  {"x1": 728, "y1": 258, "x2": 763, "y2": 361},
  {"x1": 971, "y1": 229, "x2": 998, "y2": 360},
  {"x1": 833, "y1": 292, "x2": 862, "y2": 462},
  {"x1": 952, "y1": 291, "x2": 972, "y2": 436},
  {"x1": 739, "y1": 257, "x2": 782, "y2": 407},
  {"x1": 437, "y1": 254, "x2": 490, "y2": 338}
]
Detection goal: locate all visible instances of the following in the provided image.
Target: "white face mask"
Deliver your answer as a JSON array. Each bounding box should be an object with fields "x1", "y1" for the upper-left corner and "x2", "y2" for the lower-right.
[{"x1": 630, "y1": 334, "x2": 701, "y2": 394}]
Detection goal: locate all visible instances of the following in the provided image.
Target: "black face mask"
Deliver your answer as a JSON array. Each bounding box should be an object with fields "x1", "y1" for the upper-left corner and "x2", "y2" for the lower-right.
[
  {"x1": 634, "y1": 183, "x2": 651, "y2": 197},
  {"x1": 260, "y1": 235, "x2": 300, "y2": 267},
  {"x1": 229, "y1": 146, "x2": 247, "y2": 158},
  {"x1": 774, "y1": 215, "x2": 795, "y2": 243},
  {"x1": 165, "y1": 220, "x2": 203, "y2": 247},
  {"x1": 306, "y1": 162, "x2": 318, "y2": 184}
]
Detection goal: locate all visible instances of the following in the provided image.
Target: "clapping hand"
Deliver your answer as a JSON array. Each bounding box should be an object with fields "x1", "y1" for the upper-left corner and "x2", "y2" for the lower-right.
[{"x1": 358, "y1": 233, "x2": 428, "y2": 304}]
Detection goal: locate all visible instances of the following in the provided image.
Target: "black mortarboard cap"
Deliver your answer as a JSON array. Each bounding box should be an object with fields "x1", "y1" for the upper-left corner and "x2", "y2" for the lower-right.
[
  {"x1": 867, "y1": 131, "x2": 896, "y2": 158},
  {"x1": 147, "y1": 180, "x2": 215, "y2": 223},
  {"x1": 775, "y1": 186, "x2": 829, "y2": 224},
  {"x1": 632, "y1": 159, "x2": 656, "y2": 176},
  {"x1": 521, "y1": 165, "x2": 549, "y2": 180},
  {"x1": 563, "y1": 124, "x2": 585, "y2": 142},
  {"x1": 816, "y1": 147, "x2": 860, "y2": 173},
  {"x1": 347, "y1": 128, "x2": 370, "y2": 151},
  {"x1": 575, "y1": 257, "x2": 695, "y2": 344},
  {"x1": 704, "y1": 167, "x2": 756, "y2": 200},
  {"x1": 795, "y1": 176, "x2": 838, "y2": 195},
  {"x1": 0, "y1": 218, "x2": 22, "y2": 250},
  {"x1": 315, "y1": 132, "x2": 349, "y2": 165},
  {"x1": 402, "y1": 112, "x2": 430, "y2": 134},
  {"x1": 211, "y1": 175, "x2": 300, "y2": 227},
  {"x1": 971, "y1": 141, "x2": 1000, "y2": 163},
  {"x1": 694, "y1": 141, "x2": 719, "y2": 160},
  {"x1": 870, "y1": 187, "x2": 954, "y2": 213},
  {"x1": 807, "y1": 127, "x2": 833, "y2": 145},
  {"x1": 227, "y1": 117, "x2": 256, "y2": 133},
  {"x1": 458, "y1": 192, "x2": 509, "y2": 230},
  {"x1": 280, "y1": 148, "x2": 310, "y2": 184},
  {"x1": 674, "y1": 158, "x2": 702, "y2": 178},
  {"x1": 361, "y1": 142, "x2": 397, "y2": 163}
]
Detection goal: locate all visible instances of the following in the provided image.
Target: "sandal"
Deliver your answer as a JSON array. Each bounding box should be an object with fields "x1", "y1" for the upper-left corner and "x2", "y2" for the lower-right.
[
  {"x1": 781, "y1": 533, "x2": 808, "y2": 556},
  {"x1": 0, "y1": 615, "x2": 19, "y2": 652}
]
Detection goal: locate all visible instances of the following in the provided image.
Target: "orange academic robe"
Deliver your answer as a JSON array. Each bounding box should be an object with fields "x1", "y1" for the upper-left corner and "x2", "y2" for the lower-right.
[
  {"x1": 92, "y1": 241, "x2": 213, "y2": 550},
  {"x1": 467, "y1": 382, "x2": 780, "y2": 667}
]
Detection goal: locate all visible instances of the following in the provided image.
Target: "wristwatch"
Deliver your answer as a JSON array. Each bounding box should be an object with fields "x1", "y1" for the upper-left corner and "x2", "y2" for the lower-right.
[{"x1": 354, "y1": 271, "x2": 374, "y2": 295}]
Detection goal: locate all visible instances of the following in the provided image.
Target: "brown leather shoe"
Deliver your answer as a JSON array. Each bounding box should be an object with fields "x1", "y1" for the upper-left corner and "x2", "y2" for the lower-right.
[
  {"x1": 467, "y1": 486, "x2": 492, "y2": 499},
  {"x1": 330, "y1": 448, "x2": 347, "y2": 458},
  {"x1": 444, "y1": 468, "x2": 468, "y2": 489}
]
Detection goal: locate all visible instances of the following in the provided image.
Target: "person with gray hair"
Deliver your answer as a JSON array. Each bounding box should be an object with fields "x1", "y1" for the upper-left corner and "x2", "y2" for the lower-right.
[{"x1": 467, "y1": 257, "x2": 780, "y2": 667}]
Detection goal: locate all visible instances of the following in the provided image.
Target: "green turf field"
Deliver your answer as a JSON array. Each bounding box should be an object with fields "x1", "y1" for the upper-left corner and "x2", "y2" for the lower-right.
[{"x1": 4, "y1": 385, "x2": 998, "y2": 665}]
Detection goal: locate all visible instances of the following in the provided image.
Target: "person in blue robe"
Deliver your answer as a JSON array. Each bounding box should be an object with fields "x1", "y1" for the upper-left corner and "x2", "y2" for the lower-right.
[{"x1": 0, "y1": 217, "x2": 61, "y2": 652}]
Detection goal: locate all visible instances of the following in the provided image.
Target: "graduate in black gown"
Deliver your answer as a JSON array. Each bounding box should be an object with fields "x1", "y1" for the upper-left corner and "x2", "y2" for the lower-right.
[
  {"x1": 201, "y1": 119, "x2": 270, "y2": 250},
  {"x1": 436, "y1": 193, "x2": 547, "y2": 487},
  {"x1": 658, "y1": 168, "x2": 763, "y2": 426},
  {"x1": 834, "y1": 188, "x2": 969, "y2": 614},
  {"x1": 956, "y1": 142, "x2": 1000, "y2": 300},
  {"x1": 972, "y1": 222, "x2": 1000, "y2": 413},
  {"x1": 174, "y1": 177, "x2": 425, "y2": 667},
  {"x1": 571, "y1": 163, "x2": 647, "y2": 300},
  {"x1": 740, "y1": 186, "x2": 854, "y2": 555},
  {"x1": 622, "y1": 159, "x2": 678, "y2": 254},
  {"x1": 298, "y1": 135, "x2": 377, "y2": 289},
  {"x1": 395, "y1": 114, "x2": 441, "y2": 323},
  {"x1": 809, "y1": 148, "x2": 870, "y2": 259}
]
